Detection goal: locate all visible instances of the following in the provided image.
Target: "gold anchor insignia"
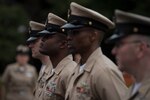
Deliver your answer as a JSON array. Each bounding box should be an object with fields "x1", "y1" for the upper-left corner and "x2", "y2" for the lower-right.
[
  {"x1": 62, "y1": 29, "x2": 65, "y2": 32},
  {"x1": 46, "y1": 81, "x2": 56, "y2": 97},
  {"x1": 133, "y1": 27, "x2": 138, "y2": 32},
  {"x1": 89, "y1": 21, "x2": 92, "y2": 25}
]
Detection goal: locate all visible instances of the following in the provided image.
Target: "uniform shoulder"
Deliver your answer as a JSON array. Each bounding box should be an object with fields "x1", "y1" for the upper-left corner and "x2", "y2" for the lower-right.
[
  {"x1": 91, "y1": 56, "x2": 125, "y2": 85},
  {"x1": 66, "y1": 61, "x2": 77, "y2": 70},
  {"x1": 64, "y1": 61, "x2": 76, "y2": 74},
  {"x1": 6, "y1": 63, "x2": 18, "y2": 69},
  {"x1": 61, "y1": 61, "x2": 77, "y2": 77},
  {"x1": 7, "y1": 63, "x2": 17, "y2": 66},
  {"x1": 94, "y1": 54, "x2": 118, "y2": 71},
  {"x1": 92, "y1": 55, "x2": 123, "y2": 79}
]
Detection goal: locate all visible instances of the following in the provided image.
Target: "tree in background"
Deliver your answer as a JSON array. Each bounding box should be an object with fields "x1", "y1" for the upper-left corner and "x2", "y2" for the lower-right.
[
  {"x1": 0, "y1": 4, "x2": 28, "y2": 74},
  {"x1": 0, "y1": 0, "x2": 150, "y2": 74}
]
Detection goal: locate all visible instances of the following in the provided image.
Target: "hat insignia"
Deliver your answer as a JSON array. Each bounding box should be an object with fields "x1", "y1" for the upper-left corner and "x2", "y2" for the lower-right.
[
  {"x1": 62, "y1": 29, "x2": 65, "y2": 32},
  {"x1": 133, "y1": 27, "x2": 139, "y2": 33},
  {"x1": 45, "y1": 81, "x2": 56, "y2": 97},
  {"x1": 89, "y1": 21, "x2": 92, "y2": 25}
]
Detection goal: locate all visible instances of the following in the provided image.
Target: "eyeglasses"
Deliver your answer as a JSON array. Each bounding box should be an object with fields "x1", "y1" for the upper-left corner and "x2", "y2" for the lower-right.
[
  {"x1": 115, "y1": 40, "x2": 142, "y2": 48},
  {"x1": 115, "y1": 40, "x2": 150, "y2": 48}
]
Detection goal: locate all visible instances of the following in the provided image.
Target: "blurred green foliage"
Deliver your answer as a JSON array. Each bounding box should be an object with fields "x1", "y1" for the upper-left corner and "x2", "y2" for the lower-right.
[
  {"x1": 0, "y1": 0, "x2": 150, "y2": 74},
  {"x1": 0, "y1": 4, "x2": 28, "y2": 72}
]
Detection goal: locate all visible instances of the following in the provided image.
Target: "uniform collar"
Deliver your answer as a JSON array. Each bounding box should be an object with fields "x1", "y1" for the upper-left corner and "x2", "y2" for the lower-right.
[
  {"x1": 44, "y1": 61, "x2": 53, "y2": 74},
  {"x1": 54, "y1": 54, "x2": 73, "y2": 75},
  {"x1": 15, "y1": 62, "x2": 28, "y2": 69},
  {"x1": 138, "y1": 79, "x2": 150, "y2": 96},
  {"x1": 128, "y1": 78, "x2": 150, "y2": 99},
  {"x1": 83, "y1": 47, "x2": 103, "y2": 72},
  {"x1": 37, "y1": 62, "x2": 53, "y2": 81}
]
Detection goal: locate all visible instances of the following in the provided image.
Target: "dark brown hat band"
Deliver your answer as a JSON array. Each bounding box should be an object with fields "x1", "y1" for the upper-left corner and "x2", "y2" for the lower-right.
[
  {"x1": 116, "y1": 23, "x2": 150, "y2": 36},
  {"x1": 29, "y1": 29, "x2": 43, "y2": 37},
  {"x1": 68, "y1": 15, "x2": 109, "y2": 32},
  {"x1": 45, "y1": 23, "x2": 66, "y2": 34}
]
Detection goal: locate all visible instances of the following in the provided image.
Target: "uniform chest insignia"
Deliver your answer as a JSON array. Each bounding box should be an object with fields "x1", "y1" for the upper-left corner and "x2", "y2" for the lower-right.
[
  {"x1": 76, "y1": 82, "x2": 90, "y2": 94},
  {"x1": 45, "y1": 81, "x2": 56, "y2": 97},
  {"x1": 76, "y1": 82, "x2": 91, "y2": 99}
]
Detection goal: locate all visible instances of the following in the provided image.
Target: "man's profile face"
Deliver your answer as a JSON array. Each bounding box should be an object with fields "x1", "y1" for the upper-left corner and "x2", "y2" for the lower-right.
[
  {"x1": 28, "y1": 37, "x2": 42, "y2": 58},
  {"x1": 111, "y1": 35, "x2": 140, "y2": 72},
  {"x1": 67, "y1": 27, "x2": 93, "y2": 54},
  {"x1": 16, "y1": 54, "x2": 29, "y2": 65},
  {"x1": 40, "y1": 33, "x2": 62, "y2": 56}
]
